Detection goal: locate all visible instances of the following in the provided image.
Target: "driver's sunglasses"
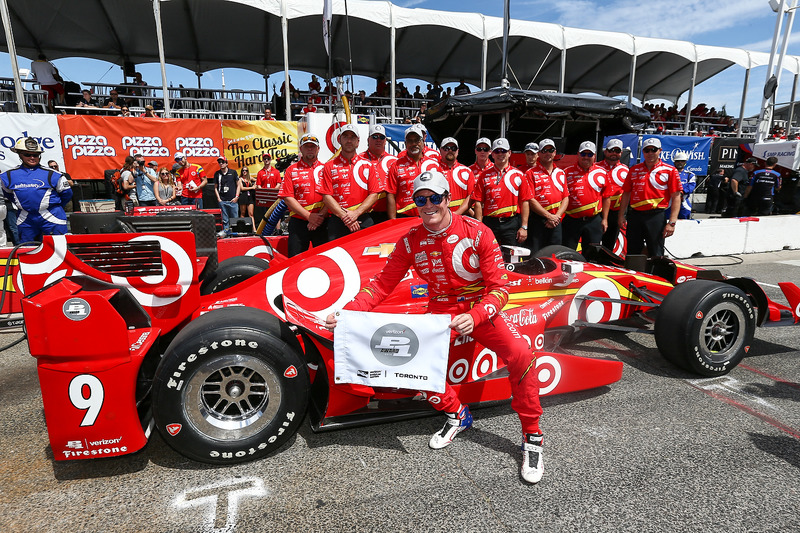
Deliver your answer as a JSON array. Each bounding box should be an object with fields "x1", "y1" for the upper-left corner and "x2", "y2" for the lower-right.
[{"x1": 413, "y1": 193, "x2": 445, "y2": 207}]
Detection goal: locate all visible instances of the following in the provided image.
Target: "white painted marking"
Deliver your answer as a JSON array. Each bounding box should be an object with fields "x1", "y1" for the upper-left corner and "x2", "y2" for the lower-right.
[
  {"x1": 777, "y1": 260, "x2": 800, "y2": 267},
  {"x1": 174, "y1": 477, "x2": 267, "y2": 532},
  {"x1": 687, "y1": 376, "x2": 776, "y2": 410}
]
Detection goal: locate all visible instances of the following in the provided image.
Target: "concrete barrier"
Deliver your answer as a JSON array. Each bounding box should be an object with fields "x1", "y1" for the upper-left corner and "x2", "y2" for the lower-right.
[{"x1": 666, "y1": 215, "x2": 800, "y2": 258}]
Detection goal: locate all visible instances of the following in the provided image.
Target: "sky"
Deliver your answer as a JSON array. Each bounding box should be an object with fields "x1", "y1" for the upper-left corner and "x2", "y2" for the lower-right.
[{"x1": 1, "y1": 0, "x2": 799, "y2": 119}]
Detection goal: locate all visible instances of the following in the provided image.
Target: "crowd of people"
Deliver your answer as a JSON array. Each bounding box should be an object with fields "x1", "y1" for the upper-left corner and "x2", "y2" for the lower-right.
[{"x1": 643, "y1": 102, "x2": 737, "y2": 135}]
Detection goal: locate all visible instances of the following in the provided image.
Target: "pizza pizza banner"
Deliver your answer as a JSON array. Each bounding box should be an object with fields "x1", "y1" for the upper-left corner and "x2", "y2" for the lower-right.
[{"x1": 220, "y1": 120, "x2": 298, "y2": 177}]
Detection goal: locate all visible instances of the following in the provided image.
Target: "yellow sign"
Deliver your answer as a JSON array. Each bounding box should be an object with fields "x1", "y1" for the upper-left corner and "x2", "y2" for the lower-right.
[{"x1": 221, "y1": 120, "x2": 298, "y2": 176}]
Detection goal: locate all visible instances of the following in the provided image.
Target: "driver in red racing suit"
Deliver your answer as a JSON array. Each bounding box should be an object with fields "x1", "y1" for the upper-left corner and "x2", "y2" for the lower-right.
[{"x1": 326, "y1": 170, "x2": 545, "y2": 484}]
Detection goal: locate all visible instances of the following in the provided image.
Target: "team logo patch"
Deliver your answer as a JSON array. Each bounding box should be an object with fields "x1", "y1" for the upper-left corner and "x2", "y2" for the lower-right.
[
  {"x1": 284, "y1": 366, "x2": 298, "y2": 378},
  {"x1": 166, "y1": 423, "x2": 182, "y2": 436},
  {"x1": 63, "y1": 297, "x2": 91, "y2": 321},
  {"x1": 447, "y1": 234, "x2": 458, "y2": 244},
  {"x1": 411, "y1": 284, "x2": 428, "y2": 298}
]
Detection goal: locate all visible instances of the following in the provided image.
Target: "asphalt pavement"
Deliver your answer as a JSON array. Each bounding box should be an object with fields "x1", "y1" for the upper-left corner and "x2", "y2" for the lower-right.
[{"x1": 1, "y1": 250, "x2": 799, "y2": 533}]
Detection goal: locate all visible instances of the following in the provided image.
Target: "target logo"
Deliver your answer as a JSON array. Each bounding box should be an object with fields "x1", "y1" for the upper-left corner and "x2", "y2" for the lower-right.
[
  {"x1": 613, "y1": 231, "x2": 626, "y2": 256},
  {"x1": 352, "y1": 159, "x2": 372, "y2": 190},
  {"x1": 471, "y1": 349, "x2": 498, "y2": 381},
  {"x1": 325, "y1": 121, "x2": 349, "y2": 153},
  {"x1": 533, "y1": 333, "x2": 545, "y2": 351},
  {"x1": 552, "y1": 169, "x2": 566, "y2": 193},
  {"x1": 448, "y1": 358, "x2": 470, "y2": 383},
  {"x1": 649, "y1": 170, "x2": 670, "y2": 191},
  {"x1": 503, "y1": 168, "x2": 524, "y2": 196},
  {"x1": 420, "y1": 159, "x2": 439, "y2": 173},
  {"x1": 451, "y1": 238, "x2": 481, "y2": 281},
  {"x1": 428, "y1": 395, "x2": 442, "y2": 405},
  {"x1": 611, "y1": 165, "x2": 628, "y2": 188},
  {"x1": 587, "y1": 168, "x2": 607, "y2": 192},
  {"x1": 451, "y1": 166, "x2": 472, "y2": 191},
  {"x1": 380, "y1": 155, "x2": 397, "y2": 174},
  {"x1": 536, "y1": 355, "x2": 562, "y2": 395},
  {"x1": 568, "y1": 278, "x2": 622, "y2": 324}
]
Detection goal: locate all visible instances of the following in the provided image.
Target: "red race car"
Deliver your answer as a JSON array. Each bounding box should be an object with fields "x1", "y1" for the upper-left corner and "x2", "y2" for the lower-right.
[{"x1": 16, "y1": 213, "x2": 800, "y2": 465}]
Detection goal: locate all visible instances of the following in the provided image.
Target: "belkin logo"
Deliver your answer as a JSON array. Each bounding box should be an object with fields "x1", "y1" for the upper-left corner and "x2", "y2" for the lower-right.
[{"x1": 14, "y1": 180, "x2": 45, "y2": 189}]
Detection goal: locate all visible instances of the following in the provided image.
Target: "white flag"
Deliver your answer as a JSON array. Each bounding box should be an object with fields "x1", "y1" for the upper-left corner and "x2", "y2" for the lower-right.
[
  {"x1": 334, "y1": 310, "x2": 451, "y2": 393},
  {"x1": 323, "y1": 0, "x2": 332, "y2": 56}
]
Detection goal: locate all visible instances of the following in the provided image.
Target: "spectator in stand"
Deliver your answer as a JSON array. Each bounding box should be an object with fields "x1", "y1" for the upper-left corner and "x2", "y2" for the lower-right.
[
  {"x1": 454, "y1": 79, "x2": 471, "y2": 96},
  {"x1": 238, "y1": 166, "x2": 256, "y2": 227},
  {"x1": 154, "y1": 167, "x2": 178, "y2": 206},
  {"x1": 103, "y1": 89, "x2": 127, "y2": 110},
  {"x1": 302, "y1": 97, "x2": 318, "y2": 115},
  {"x1": 360, "y1": 124, "x2": 397, "y2": 224},
  {"x1": 280, "y1": 133, "x2": 328, "y2": 256},
  {"x1": 256, "y1": 153, "x2": 281, "y2": 189},
  {"x1": 140, "y1": 104, "x2": 157, "y2": 118},
  {"x1": 617, "y1": 137, "x2": 681, "y2": 257},
  {"x1": 280, "y1": 77, "x2": 297, "y2": 96},
  {"x1": 119, "y1": 156, "x2": 139, "y2": 206},
  {"x1": 75, "y1": 89, "x2": 98, "y2": 110},
  {"x1": 376, "y1": 76, "x2": 390, "y2": 98},
  {"x1": 290, "y1": 90, "x2": 304, "y2": 117},
  {"x1": 597, "y1": 139, "x2": 629, "y2": 251},
  {"x1": 174, "y1": 152, "x2": 207, "y2": 208},
  {"x1": 672, "y1": 151, "x2": 696, "y2": 219},
  {"x1": 444, "y1": 87, "x2": 452, "y2": 99},
  {"x1": 261, "y1": 107, "x2": 276, "y2": 121},
  {"x1": 415, "y1": 102, "x2": 427, "y2": 123},
  {"x1": 437, "y1": 137, "x2": 476, "y2": 216},
  {"x1": 430, "y1": 82, "x2": 443, "y2": 104},
  {"x1": 47, "y1": 160, "x2": 74, "y2": 212},
  {"x1": 319, "y1": 124, "x2": 380, "y2": 240},
  {"x1": 132, "y1": 156, "x2": 158, "y2": 206},
  {"x1": 413, "y1": 85, "x2": 424, "y2": 100},
  {"x1": 470, "y1": 137, "x2": 492, "y2": 177},
  {"x1": 308, "y1": 75, "x2": 322, "y2": 93},
  {"x1": 744, "y1": 156, "x2": 781, "y2": 216},
  {"x1": 387, "y1": 124, "x2": 436, "y2": 218},
  {"x1": 214, "y1": 157, "x2": 241, "y2": 232},
  {"x1": 561, "y1": 141, "x2": 611, "y2": 251},
  {"x1": 130, "y1": 72, "x2": 147, "y2": 97},
  {"x1": 705, "y1": 168, "x2": 727, "y2": 215},
  {"x1": 518, "y1": 142, "x2": 539, "y2": 173},
  {"x1": 472, "y1": 138, "x2": 530, "y2": 247},
  {"x1": 724, "y1": 157, "x2": 756, "y2": 217},
  {"x1": 525, "y1": 139, "x2": 569, "y2": 253},
  {"x1": 30, "y1": 54, "x2": 65, "y2": 113},
  {"x1": 119, "y1": 106, "x2": 132, "y2": 117}
]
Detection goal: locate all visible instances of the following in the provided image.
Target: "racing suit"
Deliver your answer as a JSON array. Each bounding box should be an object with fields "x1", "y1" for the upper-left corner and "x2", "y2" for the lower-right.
[
  {"x1": 1, "y1": 164, "x2": 72, "y2": 242},
  {"x1": 675, "y1": 169, "x2": 697, "y2": 219},
  {"x1": 344, "y1": 215, "x2": 543, "y2": 435}
]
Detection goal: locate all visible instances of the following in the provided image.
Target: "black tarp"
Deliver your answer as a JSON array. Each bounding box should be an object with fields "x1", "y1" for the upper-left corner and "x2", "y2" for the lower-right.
[{"x1": 424, "y1": 87, "x2": 651, "y2": 163}]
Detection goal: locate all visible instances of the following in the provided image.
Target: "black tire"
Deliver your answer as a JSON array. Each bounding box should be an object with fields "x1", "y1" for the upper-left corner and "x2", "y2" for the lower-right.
[
  {"x1": 534, "y1": 245, "x2": 585, "y2": 262},
  {"x1": 200, "y1": 256, "x2": 270, "y2": 295},
  {"x1": 655, "y1": 280, "x2": 756, "y2": 376},
  {"x1": 151, "y1": 307, "x2": 309, "y2": 464}
]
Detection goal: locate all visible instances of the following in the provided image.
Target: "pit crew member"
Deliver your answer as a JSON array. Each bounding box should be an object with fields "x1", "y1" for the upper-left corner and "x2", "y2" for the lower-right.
[
  {"x1": 524, "y1": 138, "x2": 569, "y2": 253},
  {"x1": 517, "y1": 142, "x2": 539, "y2": 173},
  {"x1": 359, "y1": 124, "x2": 397, "y2": 224},
  {"x1": 279, "y1": 133, "x2": 329, "y2": 256},
  {"x1": 257, "y1": 153, "x2": 281, "y2": 189},
  {"x1": 672, "y1": 150, "x2": 696, "y2": 219},
  {"x1": 1, "y1": 137, "x2": 72, "y2": 242},
  {"x1": 437, "y1": 136, "x2": 476, "y2": 215},
  {"x1": 387, "y1": 124, "x2": 436, "y2": 218},
  {"x1": 562, "y1": 141, "x2": 611, "y2": 251},
  {"x1": 472, "y1": 138, "x2": 530, "y2": 247},
  {"x1": 325, "y1": 170, "x2": 545, "y2": 484},
  {"x1": 318, "y1": 124, "x2": 380, "y2": 240},
  {"x1": 597, "y1": 139, "x2": 629, "y2": 250},
  {"x1": 744, "y1": 156, "x2": 781, "y2": 216},
  {"x1": 617, "y1": 137, "x2": 681, "y2": 257},
  {"x1": 469, "y1": 137, "x2": 492, "y2": 177}
]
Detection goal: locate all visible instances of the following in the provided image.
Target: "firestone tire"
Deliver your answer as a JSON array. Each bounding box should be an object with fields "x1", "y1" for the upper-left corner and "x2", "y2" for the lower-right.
[
  {"x1": 534, "y1": 245, "x2": 585, "y2": 262},
  {"x1": 152, "y1": 307, "x2": 309, "y2": 464},
  {"x1": 200, "y1": 256, "x2": 270, "y2": 295},
  {"x1": 655, "y1": 280, "x2": 756, "y2": 377}
]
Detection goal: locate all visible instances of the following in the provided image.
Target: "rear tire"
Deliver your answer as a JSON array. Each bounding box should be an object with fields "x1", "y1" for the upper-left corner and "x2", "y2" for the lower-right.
[
  {"x1": 200, "y1": 256, "x2": 270, "y2": 295},
  {"x1": 534, "y1": 245, "x2": 585, "y2": 262},
  {"x1": 655, "y1": 280, "x2": 756, "y2": 376},
  {"x1": 152, "y1": 307, "x2": 308, "y2": 464}
]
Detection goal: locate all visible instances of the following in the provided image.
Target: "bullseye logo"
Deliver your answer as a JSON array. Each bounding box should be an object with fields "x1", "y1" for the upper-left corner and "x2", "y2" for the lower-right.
[
  {"x1": 451, "y1": 238, "x2": 481, "y2": 281},
  {"x1": 568, "y1": 278, "x2": 622, "y2": 324},
  {"x1": 536, "y1": 355, "x2": 562, "y2": 395},
  {"x1": 649, "y1": 170, "x2": 670, "y2": 191},
  {"x1": 533, "y1": 333, "x2": 545, "y2": 351},
  {"x1": 552, "y1": 169, "x2": 566, "y2": 192},
  {"x1": 611, "y1": 165, "x2": 628, "y2": 187},
  {"x1": 451, "y1": 167, "x2": 472, "y2": 191},
  {"x1": 352, "y1": 159, "x2": 372, "y2": 190},
  {"x1": 587, "y1": 168, "x2": 607, "y2": 192},
  {"x1": 503, "y1": 169, "x2": 524, "y2": 195},
  {"x1": 325, "y1": 121, "x2": 349, "y2": 152},
  {"x1": 420, "y1": 159, "x2": 439, "y2": 173},
  {"x1": 370, "y1": 323, "x2": 420, "y2": 366},
  {"x1": 380, "y1": 155, "x2": 397, "y2": 174}
]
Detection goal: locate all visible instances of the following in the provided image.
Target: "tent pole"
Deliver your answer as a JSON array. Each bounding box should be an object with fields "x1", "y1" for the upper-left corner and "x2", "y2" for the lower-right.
[
  {"x1": 756, "y1": 0, "x2": 786, "y2": 143},
  {"x1": 628, "y1": 35, "x2": 636, "y2": 103},
  {"x1": 481, "y1": 15, "x2": 487, "y2": 91},
  {"x1": 0, "y1": 0, "x2": 27, "y2": 113},
  {"x1": 737, "y1": 61, "x2": 750, "y2": 137},
  {"x1": 771, "y1": 0, "x2": 799, "y2": 135},
  {"x1": 281, "y1": 0, "x2": 291, "y2": 121},
  {"x1": 787, "y1": 70, "x2": 798, "y2": 130},
  {"x1": 152, "y1": 0, "x2": 171, "y2": 118},
  {"x1": 390, "y1": 5, "x2": 396, "y2": 123},
  {"x1": 684, "y1": 49, "x2": 697, "y2": 134},
  {"x1": 559, "y1": 26, "x2": 566, "y2": 93}
]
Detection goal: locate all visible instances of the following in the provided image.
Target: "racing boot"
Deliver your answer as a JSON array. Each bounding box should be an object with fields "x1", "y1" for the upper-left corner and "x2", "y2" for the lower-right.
[
  {"x1": 521, "y1": 433, "x2": 544, "y2": 484},
  {"x1": 429, "y1": 405, "x2": 472, "y2": 449}
]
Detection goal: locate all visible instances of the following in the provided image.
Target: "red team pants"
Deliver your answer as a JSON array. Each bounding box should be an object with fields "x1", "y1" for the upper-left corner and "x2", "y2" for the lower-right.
[{"x1": 425, "y1": 302, "x2": 543, "y2": 435}]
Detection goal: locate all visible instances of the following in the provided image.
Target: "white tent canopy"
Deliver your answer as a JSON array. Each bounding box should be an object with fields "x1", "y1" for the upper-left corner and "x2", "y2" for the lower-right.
[{"x1": 1, "y1": 0, "x2": 797, "y2": 119}]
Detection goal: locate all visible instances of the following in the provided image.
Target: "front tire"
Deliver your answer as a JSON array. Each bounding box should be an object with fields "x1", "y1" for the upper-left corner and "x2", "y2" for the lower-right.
[
  {"x1": 152, "y1": 307, "x2": 308, "y2": 464},
  {"x1": 655, "y1": 280, "x2": 756, "y2": 376},
  {"x1": 534, "y1": 245, "x2": 585, "y2": 262},
  {"x1": 200, "y1": 256, "x2": 270, "y2": 295}
]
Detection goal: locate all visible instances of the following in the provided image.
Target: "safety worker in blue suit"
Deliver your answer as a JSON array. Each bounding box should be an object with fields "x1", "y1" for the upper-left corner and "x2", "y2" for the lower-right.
[
  {"x1": 1, "y1": 137, "x2": 73, "y2": 242},
  {"x1": 672, "y1": 150, "x2": 696, "y2": 220}
]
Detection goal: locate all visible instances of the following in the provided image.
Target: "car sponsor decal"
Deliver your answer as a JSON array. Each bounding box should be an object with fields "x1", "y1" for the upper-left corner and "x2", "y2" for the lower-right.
[{"x1": 166, "y1": 423, "x2": 182, "y2": 436}]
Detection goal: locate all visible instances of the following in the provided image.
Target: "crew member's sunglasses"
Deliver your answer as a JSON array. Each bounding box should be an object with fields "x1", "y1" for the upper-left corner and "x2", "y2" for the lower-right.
[
  {"x1": 540, "y1": 147, "x2": 556, "y2": 153},
  {"x1": 413, "y1": 193, "x2": 445, "y2": 207},
  {"x1": 643, "y1": 147, "x2": 660, "y2": 153},
  {"x1": 606, "y1": 148, "x2": 622, "y2": 154},
  {"x1": 475, "y1": 146, "x2": 490, "y2": 152},
  {"x1": 441, "y1": 145, "x2": 458, "y2": 152},
  {"x1": 492, "y1": 148, "x2": 508, "y2": 154},
  {"x1": 579, "y1": 151, "x2": 594, "y2": 158},
  {"x1": 370, "y1": 134, "x2": 386, "y2": 140},
  {"x1": 20, "y1": 152, "x2": 40, "y2": 157}
]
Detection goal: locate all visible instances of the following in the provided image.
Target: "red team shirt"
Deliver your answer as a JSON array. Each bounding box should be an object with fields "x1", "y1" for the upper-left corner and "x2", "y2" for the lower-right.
[
  {"x1": 360, "y1": 150, "x2": 397, "y2": 215},
  {"x1": 597, "y1": 160, "x2": 629, "y2": 211},
  {"x1": 563, "y1": 163, "x2": 611, "y2": 218},
  {"x1": 439, "y1": 162, "x2": 476, "y2": 213},
  {"x1": 472, "y1": 164, "x2": 530, "y2": 218},
  {"x1": 278, "y1": 159, "x2": 325, "y2": 219},
  {"x1": 525, "y1": 164, "x2": 568, "y2": 214},
  {"x1": 177, "y1": 164, "x2": 206, "y2": 199},
  {"x1": 624, "y1": 161, "x2": 681, "y2": 210},
  {"x1": 257, "y1": 166, "x2": 281, "y2": 188},
  {"x1": 317, "y1": 153, "x2": 381, "y2": 210},
  {"x1": 386, "y1": 154, "x2": 439, "y2": 215}
]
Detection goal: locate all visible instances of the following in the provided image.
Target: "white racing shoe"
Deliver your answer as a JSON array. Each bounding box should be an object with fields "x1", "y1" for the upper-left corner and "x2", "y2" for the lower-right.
[
  {"x1": 521, "y1": 433, "x2": 544, "y2": 484},
  {"x1": 429, "y1": 405, "x2": 472, "y2": 449}
]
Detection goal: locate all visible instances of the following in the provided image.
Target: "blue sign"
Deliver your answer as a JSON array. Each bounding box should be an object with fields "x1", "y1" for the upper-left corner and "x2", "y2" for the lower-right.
[
  {"x1": 383, "y1": 124, "x2": 434, "y2": 156},
  {"x1": 602, "y1": 133, "x2": 640, "y2": 162},
  {"x1": 602, "y1": 134, "x2": 712, "y2": 175}
]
